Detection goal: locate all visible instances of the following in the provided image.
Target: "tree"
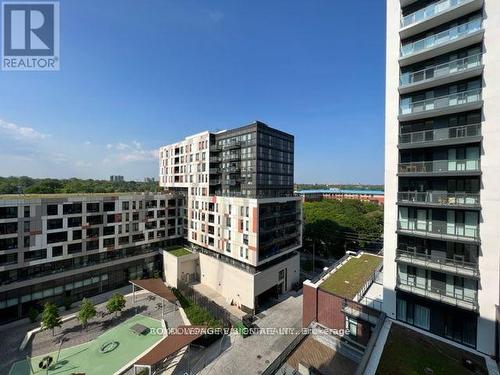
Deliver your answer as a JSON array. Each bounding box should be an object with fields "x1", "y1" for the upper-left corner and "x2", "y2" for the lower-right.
[
  {"x1": 28, "y1": 306, "x2": 39, "y2": 323},
  {"x1": 41, "y1": 302, "x2": 62, "y2": 336},
  {"x1": 77, "y1": 298, "x2": 96, "y2": 330},
  {"x1": 63, "y1": 296, "x2": 73, "y2": 311},
  {"x1": 106, "y1": 294, "x2": 126, "y2": 317}
]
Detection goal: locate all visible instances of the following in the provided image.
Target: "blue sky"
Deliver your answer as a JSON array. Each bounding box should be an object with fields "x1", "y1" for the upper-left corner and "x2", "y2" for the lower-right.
[{"x1": 0, "y1": 0, "x2": 386, "y2": 183}]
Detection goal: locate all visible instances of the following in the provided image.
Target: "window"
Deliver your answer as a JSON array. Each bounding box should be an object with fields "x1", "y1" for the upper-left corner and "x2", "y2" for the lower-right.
[
  {"x1": 345, "y1": 317, "x2": 358, "y2": 337},
  {"x1": 103, "y1": 202, "x2": 115, "y2": 212},
  {"x1": 0, "y1": 206, "x2": 17, "y2": 219},
  {"x1": 52, "y1": 246, "x2": 63, "y2": 257},
  {"x1": 24, "y1": 236, "x2": 30, "y2": 248},
  {"x1": 122, "y1": 201, "x2": 130, "y2": 210},
  {"x1": 73, "y1": 230, "x2": 82, "y2": 240},
  {"x1": 24, "y1": 206, "x2": 30, "y2": 218},
  {"x1": 86, "y1": 203, "x2": 100, "y2": 213},
  {"x1": 47, "y1": 218, "x2": 63, "y2": 230},
  {"x1": 68, "y1": 243, "x2": 82, "y2": 254},
  {"x1": 68, "y1": 217, "x2": 82, "y2": 227},
  {"x1": 47, "y1": 204, "x2": 58, "y2": 216},
  {"x1": 47, "y1": 231, "x2": 68, "y2": 244}
]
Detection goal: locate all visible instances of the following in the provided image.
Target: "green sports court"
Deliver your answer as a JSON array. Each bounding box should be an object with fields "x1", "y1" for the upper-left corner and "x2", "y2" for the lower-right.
[{"x1": 9, "y1": 314, "x2": 163, "y2": 375}]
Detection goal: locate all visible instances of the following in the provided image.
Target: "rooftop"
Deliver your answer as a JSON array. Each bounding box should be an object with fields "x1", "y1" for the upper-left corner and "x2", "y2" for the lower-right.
[
  {"x1": 376, "y1": 324, "x2": 488, "y2": 375},
  {"x1": 166, "y1": 246, "x2": 192, "y2": 257},
  {"x1": 296, "y1": 189, "x2": 384, "y2": 195},
  {"x1": 319, "y1": 253, "x2": 382, "y2": 299},
  {"x1": 0, "y1": 192, "x2": 168, "y2": 200}
]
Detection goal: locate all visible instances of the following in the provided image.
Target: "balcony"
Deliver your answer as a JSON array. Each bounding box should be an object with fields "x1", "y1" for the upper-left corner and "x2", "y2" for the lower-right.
[
  {"x1": 399, "y1": 54, "x2": 483, "y2": 94},
  {"x1": 397, "y1": 278, "x2": 478, "y2": 311},
  {"x1": 209, "y1": 156, "x2": 220, "y2": 163},
  {"x1": 397, "y1": 219, "x2": 479, "y2": 243},
  {"x1": 399, "y1": 18, "x2": 483, "y2": 67},
  {"x1": 209, "y1": 180, "x2": 221, "y2": 186},
  {"x1": 399, "y1": 123, "x2": 481, "y2": 149},
  {"x1": 222, "y1": 140, "x2": 242, "y2": 150},
  {"x1": 209, "y1": 168, "x2": 220, "y2": 174},
  {"x1": 399, "y1": 88, "x2": 482, "y2": 121},
  {"x1": 400, "y1": 0, "x2": 484, "y2": 39},
  {"x1": 398, "y1": 159, "x2": 480, "y2": 177},
  {"x1": 222, "y1": 154, "x2": 241, "y2": 161},
  {"x1": 396, "y1": 249, "x2": 479, "y2": 278},
  {"x1": 397, "y1": 191, "x2": 480, "y2": 209}
]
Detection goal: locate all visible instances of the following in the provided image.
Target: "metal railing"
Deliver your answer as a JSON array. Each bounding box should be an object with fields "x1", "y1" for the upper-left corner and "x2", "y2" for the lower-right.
[
  {"x1": 401, "y1": 18, "x2": 482, "y2": 57},
  {"x1": 402, "y1": 0, "x2": 473, "y2": 27},
  {"x1": 397, "y1": 191, "x2": 480, "y2": 207},
  {"x1": 397, "y1": 219, "x2": 479, "y2": 240},
  {"x1": 400, "y1": 88, "x2": 482, "y2": 115},
  {"x1": 400, "y1": 54, "x2": 482, "y2": 86},
  {"x1": 398, "y1": 159, "x2": 480, "y2": 174},
  {"x1": 397, "y1": 278, "x2": 478, "y2": 311},
  {"x1": 399, "y1": 123, "x2": 481, "y2": 145},
  {"x1": 396, "y1": 248, "x2": 479, "y2": 276}
]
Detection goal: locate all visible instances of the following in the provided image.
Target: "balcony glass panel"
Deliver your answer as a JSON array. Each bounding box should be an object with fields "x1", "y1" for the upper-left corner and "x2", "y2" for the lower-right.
[
  {"x1": 398, "y1": 158, "x2": 480, "y2": 174},
  {"x1": 398, "y1": 191, "x2": 480, "y2": 207},
  {"x1": 397, "y1": 218, "x2": 479, "y2": 239},
  {"x1": 396, "y1": 249, "x2": 479, "y2": 275},
  {"x1": 402, "y1": 0, "x2": 473, "y2": 28},
  {"x1": 400, "y1": 54, "x2": 482, "y2": 86},
  {"x1": 400, "y1": 88, "x2": 481, "y2": 115},
  {"x1": 399, "y1": 123, "x2": 480, "y2": 145},
  {"x1": 400, "y1": 18, "x2": 482, "y2": 57}
]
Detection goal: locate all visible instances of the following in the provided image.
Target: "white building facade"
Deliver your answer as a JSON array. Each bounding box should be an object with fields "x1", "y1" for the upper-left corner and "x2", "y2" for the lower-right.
[
  {"x1": 159, "y1": 121, "x2": 302, "y2": 312},
  {"x1": 384, "y1": 0, "x2": 500, "y2": 356}
]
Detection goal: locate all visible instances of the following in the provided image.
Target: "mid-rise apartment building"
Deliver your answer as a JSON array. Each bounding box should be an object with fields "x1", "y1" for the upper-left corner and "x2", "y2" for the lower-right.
[
  {"x1": 159, "y1": 121, "x2": 302, "y2": 312},
  {"x1": 0, "y1": 193, "x2": 184, "y2": 323},
  {"x1": 384, "y1": 0, "x2": 499, "y2": 356}
]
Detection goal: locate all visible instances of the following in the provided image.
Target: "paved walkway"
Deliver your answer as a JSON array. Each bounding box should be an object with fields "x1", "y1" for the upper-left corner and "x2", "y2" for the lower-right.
[
  {"x1": 188, "y1": 292, "x2": 304, "y2": 375},
  {"x1": 191, "y1": 282, "x2": 247, "y2": 320}
]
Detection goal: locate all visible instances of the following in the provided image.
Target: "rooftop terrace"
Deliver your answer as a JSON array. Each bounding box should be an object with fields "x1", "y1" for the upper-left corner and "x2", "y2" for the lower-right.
[
  {"x1": 319, "y1": 253, "x2": 383, "y2": 300},
  {"x1": 376, "y1": 324, "x2": 488, "y2": 375}
]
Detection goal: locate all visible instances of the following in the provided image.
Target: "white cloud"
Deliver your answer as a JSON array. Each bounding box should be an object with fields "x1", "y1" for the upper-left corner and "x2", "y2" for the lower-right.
[
  {"x1": 0, "y1": 119, "x2": 49, "y2": 141},
  {"x1": 75, "y1": 160, "x2": 92, "y2": 167},
  {"x1": 208, "y1": 10, "x2": 224, "y2": 22}
]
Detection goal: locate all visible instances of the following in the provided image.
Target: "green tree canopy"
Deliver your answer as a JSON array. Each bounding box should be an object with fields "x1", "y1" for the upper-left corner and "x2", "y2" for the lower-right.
[
  {"x1": 41, "y1": 302, "x2": 62, "y2": 336},
  {"x1": 304, "y1": 199, "x2": 383, "y2": 258},
  {"x1": 106, "y1": 294, "x2": 126, "y2": 317},
  {"x1": 77, "y1": 298, "x2": 97, "y2": 330}
]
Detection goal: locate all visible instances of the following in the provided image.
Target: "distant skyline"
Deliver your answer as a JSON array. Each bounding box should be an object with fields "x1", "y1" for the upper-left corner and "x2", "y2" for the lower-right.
[{"x1": 0, "y1": 1, "x2": 386, "y2": 183}]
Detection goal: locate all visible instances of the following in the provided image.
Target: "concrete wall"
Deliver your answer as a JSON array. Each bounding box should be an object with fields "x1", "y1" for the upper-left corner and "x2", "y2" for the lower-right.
[
  {"x1": 383, "y1": 0, "x2": 404, "y2": 322},
  {"x1": 254, "y1": 252, "x2": 300, "y2": 296},
  {"x1": 162, "y1": 250, "x2": 199, "y2": 288},
  {"x1": 198, "y1": 252, "x2": 255, "y2": 309},
  {"x1": 476, "y1": 0, "x2": 500, "y2": 356}
]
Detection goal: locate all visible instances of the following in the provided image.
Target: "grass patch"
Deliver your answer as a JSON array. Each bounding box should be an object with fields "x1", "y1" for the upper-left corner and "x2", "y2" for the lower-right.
[
  {"x1": 167, "y1": 246, "x2": 191, "y2": 257},
  {"x1": 376, "y1": 324, "x2": 487, "y2": 375},
  {"x1": 319, "y1": 253, "x2": 381, "y2": 299},
  {"x1": 172, "y1": 289, "x2": 222, "y2": 328}
]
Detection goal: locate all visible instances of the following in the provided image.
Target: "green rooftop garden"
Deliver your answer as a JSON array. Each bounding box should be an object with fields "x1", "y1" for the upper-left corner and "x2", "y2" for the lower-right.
[
  {"x1": 376, "y1": 324, "x2": 487, "y2": 375},
  {"x1": 319, "y1": 253, "x2": 382, "y2": 299},
  {"x1": 166, "y1": 246, "x2": 192, "y2": 257}
]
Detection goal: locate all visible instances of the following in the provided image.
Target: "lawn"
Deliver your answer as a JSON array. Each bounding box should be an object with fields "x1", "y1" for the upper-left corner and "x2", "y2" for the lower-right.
[
  {"x1": 9, "y1": 314, "x2": 163, "y2": 375},
  {"x1": 167, "y1": 246, "x2": 192, "y2": 257},
  {"x1": 376, "y1": 324, "x2": 488, "y2": 375},
  {"x1": 319, "y1": 253, "x2": 382, "y2": 299},
  {"x1": 172, "y1": 289, "x2": 222, "y2": 328}
]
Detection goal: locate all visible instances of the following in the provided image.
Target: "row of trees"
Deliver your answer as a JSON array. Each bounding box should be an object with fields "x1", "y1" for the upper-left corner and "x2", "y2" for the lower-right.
[
  {"x1": 0, "y1": 176, "x2": 158, "y2": 195},
  {"x1": 295, "y1": 183, "x2": 384, "y2": 191},
  {"x1": 303, "y1": 199, "x2": 383, "y2": 259},
  {"x1": 34, "y1": 294, "x2": 126, "y2": 335}
]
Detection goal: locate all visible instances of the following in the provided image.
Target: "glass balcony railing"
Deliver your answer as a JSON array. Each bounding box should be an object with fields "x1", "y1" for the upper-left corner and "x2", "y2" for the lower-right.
[
  {"x1": 397, "y1": 277, "x2": 478, "y2": 311},
  {"x1": 397, "y1": 219, "x2": 479, "y2": 240},
  {"x1": 401, "y1": 0, "x2": 473, "y2": 28},
  {"x1": 396, "y1": 248, "x2": 479, "y2": 277},
  {"x1": 398, "y1": 159, "x2": 480, "y2": 174},
  {"x1": 400, "y1": 88, "x2": 482, "y2": 115},
  {"x1": 398, "y1": 191, "x2": 480, "y2": 207},
  {"x1": 399, "y1": 123, "x2": 481, "y2": 146},
  {"x1": 400, "y1": 54, "x2": 482, "y2": 86},
  {"x1": 401, "y1": 18, "x2": 482, "y2": 57}
]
